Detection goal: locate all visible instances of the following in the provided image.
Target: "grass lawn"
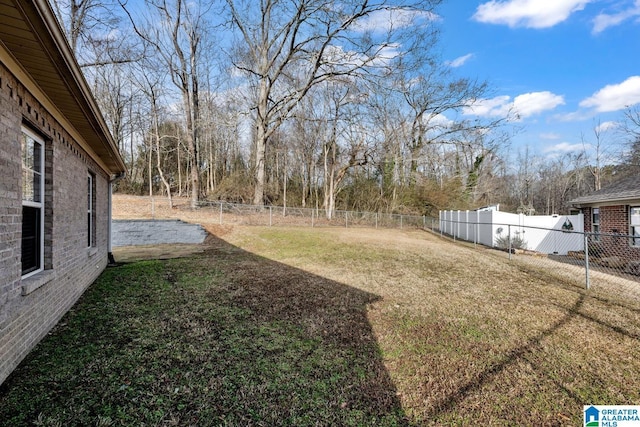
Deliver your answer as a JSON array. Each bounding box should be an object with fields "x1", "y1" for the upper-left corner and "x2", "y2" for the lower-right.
[{"x1": 1, "y1": 226, "x2": 639, "y2": 426}]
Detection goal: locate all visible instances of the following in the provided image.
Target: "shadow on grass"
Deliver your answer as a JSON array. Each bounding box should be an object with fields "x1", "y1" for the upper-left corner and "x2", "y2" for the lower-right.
[
  {"x1": 424, "y1": 285, "x2": 640, "y2": 422},
  {"x1": 0, "y1": 234, "x2": 408, "y2": 426},
  {"x1": 547, "y1": 253, "x2": 640, "y2": 285},
  {"x1": 423, "y1": 293, "x2": 587, "y2": 419}
]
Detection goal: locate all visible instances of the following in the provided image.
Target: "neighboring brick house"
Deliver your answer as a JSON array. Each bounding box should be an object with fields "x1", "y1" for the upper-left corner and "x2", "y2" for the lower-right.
[
  {"x1": 570, "y1": 174, "x2": 640, "y2": 262},
  {"x1": 0, "y1": 0, "x2": 126, "y2": 385}
]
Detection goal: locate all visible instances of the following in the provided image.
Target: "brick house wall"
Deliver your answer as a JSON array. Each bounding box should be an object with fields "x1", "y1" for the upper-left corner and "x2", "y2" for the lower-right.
[
  {"x1": 581, "y1": 205, "x2": 640, "y2": 261},
  {"x1": 0, "y1": 62, "x2": 112, "y2": 385},
  {"x1": 600, "y1": 205, "x2": 629, "y2": 234},
  {"x1": 601, "y1": 205, "x2": 640, "y2": 261}
]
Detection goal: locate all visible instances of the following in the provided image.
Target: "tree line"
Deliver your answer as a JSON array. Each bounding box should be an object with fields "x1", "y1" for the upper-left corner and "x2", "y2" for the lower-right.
[{"x1": 52, "y1": 0, "x2": 640, "y2": 217}]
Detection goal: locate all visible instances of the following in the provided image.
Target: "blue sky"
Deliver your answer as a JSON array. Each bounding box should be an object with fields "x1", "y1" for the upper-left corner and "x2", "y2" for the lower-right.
[{"x1": 436, "y1": 0, "x2": 640, "y2": 159}]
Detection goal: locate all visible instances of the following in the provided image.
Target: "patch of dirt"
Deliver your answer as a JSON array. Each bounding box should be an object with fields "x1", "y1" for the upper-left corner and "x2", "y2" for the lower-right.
[{"x1": 112, "y1": 244, "x2": 206, "y2": 263}]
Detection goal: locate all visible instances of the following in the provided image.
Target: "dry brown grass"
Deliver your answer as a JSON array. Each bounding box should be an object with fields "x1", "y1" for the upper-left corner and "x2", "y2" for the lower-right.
[{"x1": 110, "y1": 195, "x2": 640, "y2": 424}]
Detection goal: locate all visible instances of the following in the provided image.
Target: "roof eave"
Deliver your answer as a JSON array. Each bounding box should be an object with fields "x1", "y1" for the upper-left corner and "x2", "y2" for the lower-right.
[
  {"x1": 11, "y1": 0, "x2": 126, "y2": 175},
  {"x1": 571, "y1": 195, "x2": 640, "y2": 208}
]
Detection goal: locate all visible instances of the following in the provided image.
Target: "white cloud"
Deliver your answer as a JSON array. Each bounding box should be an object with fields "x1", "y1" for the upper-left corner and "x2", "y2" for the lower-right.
[
  {"x1": 473, "y1": 0, "x2": 592, "y2": 28},
  {"x1": 540, "y1": 132, "x2": 561, "y2": 140},
  {"x1": 592, "y1": 0, "x2": 640, "y2": 33},
  {"x1": 463, "y1": 95, "x2": 512, "y2": 117},
  {"x1": 464, "y1": 91, "x2": 564, "y2": 119},
  {"x1": 320, "y1": 43, "x2": 401, "y2": 70},
  {"x1": 543, "y1": 142, "x2": 585, "y2": 153},
  {"x1": 513, "y1": 91, "x2": 565, "y2": 118},
  {"x1": 375, "y1": 44, "x2": 402, "y2": 65},
  {"x1": 105, "y1": 29, "x2": 121, "y2": 41},
  {"x1": 554, "y1": 110, "x2": 592, "y2": 122},
  {"x1": 594, "y1": 120, "x2": 618, "y2": 133},
  {"x1": 446, "y1": 53, "x2": 474, "y2": 68},
  {"x1": 425, "y1": 113, "x2": 454, "y2": 129},
  {"x1": 352, "y1": 8, "x2": 437, "y2": 34},
  {"x1": 580, "y1": 76, "x2": 640, "y2": 112}
]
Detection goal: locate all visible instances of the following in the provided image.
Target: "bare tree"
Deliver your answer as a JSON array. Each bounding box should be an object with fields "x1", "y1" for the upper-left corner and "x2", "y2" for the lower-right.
[
  {"x1": 581, "y1": 119, "x2": 619, "y2": 192},
  {"x1": 401, "y1": 71, "x2": 491, "y2": 182},
  {"x1": 622, "y1": 106, "x2": 640, "y2": 141},
  {"x1": 620, "y1": 106, "x2": 640, "y2": 174},
  {"x1": 513, "y1": 146, "x2": 539, "y2": 215},
  {"x1": 121, "y1": 0, "x2": 217, "y2": 207},
  {"x1": 51, "y1": 0, "x2": 117, "y2": 56},
  {"x1": 225, "y1": 0, "x2": 441, "y2": 205},
  {"x1": 289, "y1": 96, "x2": 324, "y2": 208},
  {"x1": 52, "y1": 0, "x2": 143, "y2": 188},
  {"x1": 319, "y1": 79, "x2": 370, "y2": 218},
  {"x1": 535, "y1": 153, "x2": 586, "y2": 214},
  {"x1": 138, "y1": 69, "x2": 174, "y2": 206}
]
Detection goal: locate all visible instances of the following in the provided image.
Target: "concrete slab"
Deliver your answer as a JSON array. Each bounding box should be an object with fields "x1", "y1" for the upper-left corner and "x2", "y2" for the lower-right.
[{"x1": 112, "y1": 219, "x2": 207, "y2": 247}]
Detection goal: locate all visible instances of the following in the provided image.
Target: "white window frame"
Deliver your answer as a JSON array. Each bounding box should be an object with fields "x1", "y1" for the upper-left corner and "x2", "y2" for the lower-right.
[
  {"x1": 88, "y1": 173, "x2": 93, "y2": 247},
  {"x1": 631, "y1": 206, "x2": 640, "y2": 247},
  {"x1": 21, "y1": 127, "x2": 45, "y2": 279},
  {"x1": 592, "y1": 207, "x2": 600, "y2": 242}
]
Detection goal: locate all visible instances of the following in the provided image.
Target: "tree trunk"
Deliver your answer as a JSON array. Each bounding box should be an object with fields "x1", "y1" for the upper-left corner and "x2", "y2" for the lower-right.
[
  {"x1": 301, "y1": 165, "x2": 307, "y2": 208},
  {"x1": 282, "y1": 150, "x2": 287, "y2": 216},
  {"x1": 208, "y1": 135, "x2": 215, "y2": 192},
  {"x1": 148, "y1": 137, "x2": 153, "y2": 198},
  {"x1": 183, "y1": 90, "x2": 199, "y2": 208},
  {"x1": 253, "y1": 76, "x2": 269, "y2": 206},
  {"x1": 177, "y1": 144, "x2": 182, "y2": 197},
  {"x1": 153, "y1": 119, "x2": 172, "y2": 209},
  {"x1": 323, "y1": 142, "x2": 338, "y2": 220}
]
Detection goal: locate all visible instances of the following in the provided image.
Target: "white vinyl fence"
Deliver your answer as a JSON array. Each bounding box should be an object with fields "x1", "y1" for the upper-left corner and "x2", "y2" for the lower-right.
[
  {"x1": 440, "y1": 210, "x2": 584, "y2": 255},
  {"x1": 438, "y1": 210, "x2": 640, "y2": 292}
]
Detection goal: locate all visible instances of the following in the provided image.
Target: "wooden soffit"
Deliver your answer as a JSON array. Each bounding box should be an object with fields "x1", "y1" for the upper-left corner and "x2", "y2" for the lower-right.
[{"x1": 0, "y1": 0, "x2": 125, "y2": 175}]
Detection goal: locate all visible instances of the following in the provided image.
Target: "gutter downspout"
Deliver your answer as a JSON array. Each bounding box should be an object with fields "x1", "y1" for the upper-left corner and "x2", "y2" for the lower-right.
[{"x1": 108, "y1": 172, "x2": 126, "y2": 265}]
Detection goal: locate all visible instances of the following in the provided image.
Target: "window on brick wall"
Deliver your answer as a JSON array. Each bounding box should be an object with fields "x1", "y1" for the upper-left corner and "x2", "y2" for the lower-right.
[
  {"x1": 87, "y1": 171, "x2": 96, "y2": 247},
  {"x1": 592, "y1": 207, "x2": 600, "y2": 242},
  {"x1": 631, "y1": 206, "x2": 640, "y2": 247},
  {"x1": 21, "y1": 127, "x2": 44, "y2": 277}
]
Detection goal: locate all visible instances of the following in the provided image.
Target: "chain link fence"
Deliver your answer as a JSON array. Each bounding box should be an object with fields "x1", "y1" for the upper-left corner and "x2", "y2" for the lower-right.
[
  {"x1": 197, "y1": 200, "x2": 430, "y2": 229},
  {"x1": 433, "y1": 218, "x2": 640, "y2": 295},
  {"x1": 117, "y1": 196, "x2": 640, "y2": 296},
  {"x1": 137, "y1": 196, "x2": 430, "y2": 230}
]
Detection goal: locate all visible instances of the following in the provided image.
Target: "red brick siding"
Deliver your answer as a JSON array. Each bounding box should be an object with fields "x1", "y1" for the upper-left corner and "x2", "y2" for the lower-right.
[
  {"x1": 601, "y1": 205, "x2": 628, "y2": 234},
  {"x1": 583, "y1": 204, "x2": 640, "y2": 261},
  {"x1": 0, "y1": 63, "x2": 112, "y2": 385}
]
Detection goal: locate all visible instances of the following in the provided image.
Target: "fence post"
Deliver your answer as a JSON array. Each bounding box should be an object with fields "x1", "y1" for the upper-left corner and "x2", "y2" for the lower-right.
[
  {"x1": 508, "y1": 224, "x2": 512, "y2": 261},
  {"x1": 219, "y1": 202, "x2": 223, "y2": 225},
  {"x1": 476, "y1": 210, "x2": 480, "y2": 246},
  {"x1": 474, "y1": 223, "x2": 477, "y2": 248},
  {"x1": 311, "y1": 209, "x2": 314, "y2": 228},
  {"x1": 465, "y1": 210, "x2": 469, "y2": 241},
  {"x1": 400, "y1": 215, "x2": 403, "y2": 229},
  {"x1": 584, "y1": 233, "x2": 591, "y2": 290},
  {"x1": 269, "y1": 206, "x2": 273, "y2": 227},
  {"x1": 375, "y1": 212, "x2": 378, "y2": 229},
  {"x1": 345, "y1": 211, "x2": 348, "y2": 228}
]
